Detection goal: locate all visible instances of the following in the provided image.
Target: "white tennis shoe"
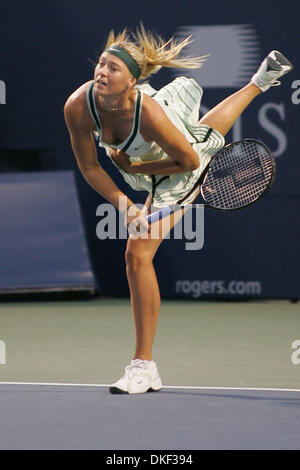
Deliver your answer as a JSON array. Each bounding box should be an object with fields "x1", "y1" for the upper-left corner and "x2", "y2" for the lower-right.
[
  {"x1": 251, "y1": 50, "x2": 293, "y2": 92},
  {"x1": 109, "y1": 359, "x2": 163, "y2": 394}
]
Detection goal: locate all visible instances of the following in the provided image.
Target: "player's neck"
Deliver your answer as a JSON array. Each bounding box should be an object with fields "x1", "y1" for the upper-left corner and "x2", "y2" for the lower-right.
[{"x1": 98, "y1": 89, "x2": 135, "y2": 113}]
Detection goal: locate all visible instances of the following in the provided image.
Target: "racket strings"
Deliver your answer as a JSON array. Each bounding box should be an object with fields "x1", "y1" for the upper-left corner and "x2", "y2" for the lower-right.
[{"x1": 202, "y1": 141, "x2": 274, "y2": 209}]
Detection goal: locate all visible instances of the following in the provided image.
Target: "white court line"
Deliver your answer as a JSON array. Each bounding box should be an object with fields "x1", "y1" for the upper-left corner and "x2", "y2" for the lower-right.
[{"x1": 0, "y1": 382, "x2": 300, "y2": 393}]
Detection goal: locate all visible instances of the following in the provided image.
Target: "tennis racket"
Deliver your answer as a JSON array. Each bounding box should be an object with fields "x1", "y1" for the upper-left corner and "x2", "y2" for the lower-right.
[{"x1": 146, "y1": 139, "x2": 276, "y2": 224}]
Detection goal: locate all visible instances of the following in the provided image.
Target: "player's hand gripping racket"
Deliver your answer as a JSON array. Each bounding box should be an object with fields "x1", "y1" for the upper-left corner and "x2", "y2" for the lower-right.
[{"x1": 146, "y1": 139, "x2": 276, "y2": 225}]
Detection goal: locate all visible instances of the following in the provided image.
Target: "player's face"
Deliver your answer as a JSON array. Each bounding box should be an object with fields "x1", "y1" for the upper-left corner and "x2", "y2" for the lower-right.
[{"x1": 94, "y1": 52, "x2": 135, "y2": 96}]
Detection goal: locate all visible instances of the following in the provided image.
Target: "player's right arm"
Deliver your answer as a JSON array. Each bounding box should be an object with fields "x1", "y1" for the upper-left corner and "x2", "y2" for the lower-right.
[{"x1": 64, "y1": 87, "x2": 133, "y2": 213}]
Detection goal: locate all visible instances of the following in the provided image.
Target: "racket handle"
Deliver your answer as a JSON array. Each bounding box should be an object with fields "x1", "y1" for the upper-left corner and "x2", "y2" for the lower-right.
[
  {"x1": 145, "y1": 206, "x2": 174, "y2": 225},
  {"x1": 145, "y1": 204, "x2": 200, "y2": 225}
]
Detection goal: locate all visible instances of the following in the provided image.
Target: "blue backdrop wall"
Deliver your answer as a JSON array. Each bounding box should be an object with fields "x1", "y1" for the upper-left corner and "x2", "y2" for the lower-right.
[{"x1": 0, "y1": 0, "x2": 299, "y2": 299}]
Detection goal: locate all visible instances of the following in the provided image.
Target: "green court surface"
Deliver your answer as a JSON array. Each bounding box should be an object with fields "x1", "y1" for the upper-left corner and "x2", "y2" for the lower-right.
[{"x1": 0, "y1": 298, "x2": 299, "y2": 389}]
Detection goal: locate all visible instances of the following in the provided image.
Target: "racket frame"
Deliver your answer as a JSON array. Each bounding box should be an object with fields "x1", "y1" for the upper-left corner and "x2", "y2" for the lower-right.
[
  {"x1": 199, "y1": 138, "x2": 277, "y2": 211},
  {"x1": 146, "y1": 138, "x2": 277, "y2": 225}
]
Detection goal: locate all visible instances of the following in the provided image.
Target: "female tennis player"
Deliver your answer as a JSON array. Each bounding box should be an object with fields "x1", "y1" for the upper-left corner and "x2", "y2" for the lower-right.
[{"x1": 64, "y1": 25, "x2": 292, "y2": 394}]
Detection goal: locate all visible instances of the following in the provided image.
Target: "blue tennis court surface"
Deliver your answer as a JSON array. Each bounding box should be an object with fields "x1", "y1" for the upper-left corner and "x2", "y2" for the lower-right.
[
  {"x1": 0, "y1": 299, "x2": 299, "y2": 450},
  {"x1": 0, "y1": 383, "x2": 299, "y2": 450}
]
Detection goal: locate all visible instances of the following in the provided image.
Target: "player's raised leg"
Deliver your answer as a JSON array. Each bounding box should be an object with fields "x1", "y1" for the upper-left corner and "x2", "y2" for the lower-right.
[
  {"x1": 199, "y1": 83, "x2": 261, "y2": 137},
  {"x1": 199, "y1": 50, "x2": 293, "y2": 137}
]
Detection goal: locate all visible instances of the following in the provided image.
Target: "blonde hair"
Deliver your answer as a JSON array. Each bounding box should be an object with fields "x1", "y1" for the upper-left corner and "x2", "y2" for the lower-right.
[{"x1": 103, "y1": 24, "x2": 207, "y2": 80}]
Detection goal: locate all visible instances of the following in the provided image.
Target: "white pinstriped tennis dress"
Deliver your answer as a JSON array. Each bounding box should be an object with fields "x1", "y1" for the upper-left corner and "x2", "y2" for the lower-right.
[{"x1": 86, "y1": 77, "x2": 225, "y2": 208}]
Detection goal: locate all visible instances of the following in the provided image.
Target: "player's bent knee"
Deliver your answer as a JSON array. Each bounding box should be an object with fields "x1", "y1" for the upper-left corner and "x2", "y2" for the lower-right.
[
  {"x1": 125, "y1": 239, "x2": 160, "y2": 272},
  {"x1": 125, "y1": 248, "x2": 149, "y2": 272}
]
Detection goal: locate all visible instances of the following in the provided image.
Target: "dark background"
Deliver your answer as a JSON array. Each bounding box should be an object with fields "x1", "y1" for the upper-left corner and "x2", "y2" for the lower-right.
[{"x1": 0, "y1": 0, "x2": 299, "y2": 299}]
